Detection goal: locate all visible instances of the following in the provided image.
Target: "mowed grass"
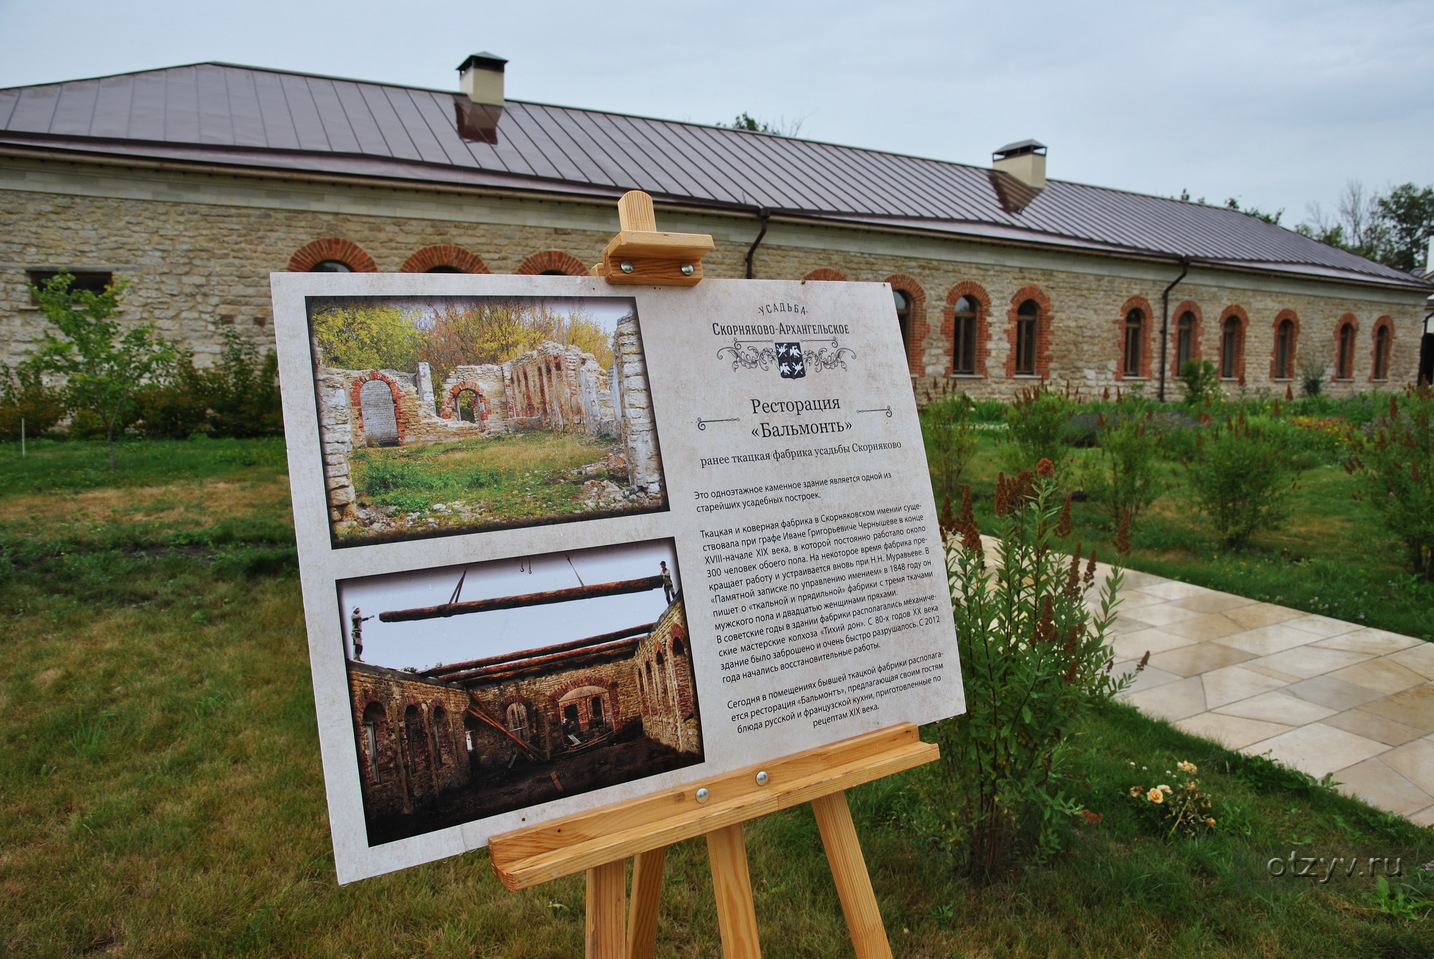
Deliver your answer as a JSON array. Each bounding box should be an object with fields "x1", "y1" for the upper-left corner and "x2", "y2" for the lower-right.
[{"x1": 2, "y1": 437, "x2": 1431, "y2": 958}]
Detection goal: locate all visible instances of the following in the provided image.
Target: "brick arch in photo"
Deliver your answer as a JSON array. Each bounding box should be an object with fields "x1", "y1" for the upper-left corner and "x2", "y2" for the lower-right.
[
  {"x1": 440, "y1": 381, "x2": 490, "y2": 424},
  {"x1": 885, "y1": 274, "x2": 927, "y2": 375},
  {"x1": 1005, "y1": 285, "x2": 1054, "y2": 379},
  {"x1": 517, "y1": 250, "x2": 589, "y2": 276},
  {"x1": 288, "y1": 238, "x2": 377, "y2": 273},
  {"x1": 1217, "y1": 305, "x2": 1250, "y2": 382},
  {"x1": 802, "y1": 268, "x2": 848, "y2": 282},
  {"x1": 1270, "y1": 308, "x2": 1301, "y2": 380},
  {"x1": 349, "y1": 371, "x2": 407, "y2": 445},
  {"x1": 1369, "y1": 315, "x2": 1395, "y2": 382},
  {"x1": 943, "y1": 280, "x2": 990, "y2": 377},
  {"x1": 1114, "y1": 294, "x2": 1155, "y2": 381},
  {"x1": 400, "y1": 245, "x2": 491, "y2": 274}
]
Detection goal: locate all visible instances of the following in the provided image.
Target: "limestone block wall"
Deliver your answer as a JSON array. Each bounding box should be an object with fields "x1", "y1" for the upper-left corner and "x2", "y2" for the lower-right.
[
  {"x1": 612, "y1": 313, "x2": 663, "y2": 492},
  {"x1": 347, "y1": 664, "x2": 473, "y2": 818},
  {"x1": 438, "y1": 364, "x2": 507, "y2": 431},
  {"x1": 3, "y1": 161, "x2": 1425, "y2": 402}
]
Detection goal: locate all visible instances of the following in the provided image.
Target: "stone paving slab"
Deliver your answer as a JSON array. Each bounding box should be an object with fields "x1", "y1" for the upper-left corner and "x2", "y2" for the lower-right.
[{"x1": 1103, "y1": 573, "x2": 1434, "y2": 824}]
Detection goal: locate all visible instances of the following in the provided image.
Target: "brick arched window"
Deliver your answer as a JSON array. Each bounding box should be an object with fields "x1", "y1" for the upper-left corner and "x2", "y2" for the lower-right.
[
  {"x1": 516, "y1": 250, "x2": 588, "y2": 276},
  {"x1": 1370, "y1": 315, "x2": 1394, "y2": 381},
  {"x1": 885, "y1": 274, "x2": 926, "y2": 375},
  {"x1": 400, "y1": 245, "x2": 491, "y2": 274},
  {"x1": 1335, "y1": 314, "x2": 1358, "y2": 380},
  {"x1": 350, "y1": 371, "x2": 406, "y2": 446},
  {"x1": 441, "y1": 382, "x2": 488, "y2": 423},
  {"x1": 944, "y1": 281, "x2": 990, "y2": 377},
  {"x1": 1006, "y1": 285, "x2": 1053, "y2": 379},
  {"x1": 1171, "y1": 300, "x2": 1203, "y2": 377},
  {"x1": 1116, "y1": 295, "x2": 1154, "y2": 380},
  {"x1": 288, "y1": 238, "x2": 377, "y2": 273},
  {"x1": 1218, "y1": 306, "x2": 1248, "y2": 382},
  {"x1": 802, "y1": 268, "x2": 847, "y2": 282},
  {"x1": 1271, "y1": 309, "x2": 1299, "y2": 380}
]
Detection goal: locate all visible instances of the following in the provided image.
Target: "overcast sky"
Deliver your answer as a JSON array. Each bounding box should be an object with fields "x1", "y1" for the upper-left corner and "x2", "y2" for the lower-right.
[{"x1": 1, "y1": 0, "x2": 1429, "y2": 226}]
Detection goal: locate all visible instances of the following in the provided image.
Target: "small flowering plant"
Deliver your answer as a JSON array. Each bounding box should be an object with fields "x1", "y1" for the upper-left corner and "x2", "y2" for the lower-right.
[{"x1": 1127, "y1": 759, "x2": 1217, "y2": 839}]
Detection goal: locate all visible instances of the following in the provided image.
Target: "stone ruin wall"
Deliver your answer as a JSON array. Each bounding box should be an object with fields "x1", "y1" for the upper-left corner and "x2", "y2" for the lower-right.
[
  {"x1": 634, "y1": 598, "x2": 699, "y2": 754},
  {"x1": 611, "y1": 313, "x2": 663, "y2": 493},
  {"x1": 316, "y1": 341, "x2": 619, "y2": 523}
]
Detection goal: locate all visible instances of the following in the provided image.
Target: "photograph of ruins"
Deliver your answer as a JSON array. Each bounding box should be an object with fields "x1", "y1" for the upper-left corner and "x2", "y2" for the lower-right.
[
  {"x1": 305, "y1": 294, "x2": 667, "y2": 546},
  {"x1": 338, "y1": 540, "x2": 701, "y2": 846}
]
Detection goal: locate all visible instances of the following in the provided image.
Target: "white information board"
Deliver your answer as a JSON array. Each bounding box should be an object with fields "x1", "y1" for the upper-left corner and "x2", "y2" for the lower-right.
[{"x1": 271, "y1": 272, "x2": 962, "y2": 882}]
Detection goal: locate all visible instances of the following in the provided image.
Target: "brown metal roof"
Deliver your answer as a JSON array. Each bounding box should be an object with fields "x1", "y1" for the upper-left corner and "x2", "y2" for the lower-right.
[{"x1": 2, "y1": 61, "x2": 1427, "y2": 291}]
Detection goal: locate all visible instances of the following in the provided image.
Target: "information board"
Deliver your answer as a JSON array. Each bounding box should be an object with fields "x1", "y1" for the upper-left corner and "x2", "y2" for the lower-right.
[{"x1": 271, "y1": 272, "x2": 962, "y2": 882}]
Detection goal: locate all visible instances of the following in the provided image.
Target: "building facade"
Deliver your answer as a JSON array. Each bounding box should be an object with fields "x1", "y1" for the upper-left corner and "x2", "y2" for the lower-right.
[{"x1": 2, "y1": 59, "x2": 1428, "y2": 402}]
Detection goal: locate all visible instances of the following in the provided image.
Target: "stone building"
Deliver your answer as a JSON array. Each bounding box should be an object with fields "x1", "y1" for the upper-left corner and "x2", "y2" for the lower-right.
[
  {"x1": 1, "y1": 56, "x2": 1429, "y2": 401},
  {"x1": 346, "y1": 592, "x2": 698, "y2": 828}
]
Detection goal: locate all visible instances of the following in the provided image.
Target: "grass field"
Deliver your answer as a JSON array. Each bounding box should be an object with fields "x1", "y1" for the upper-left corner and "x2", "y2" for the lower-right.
[{"x1": 2, "y1": 436, "x2": 1431, "y2": 957}]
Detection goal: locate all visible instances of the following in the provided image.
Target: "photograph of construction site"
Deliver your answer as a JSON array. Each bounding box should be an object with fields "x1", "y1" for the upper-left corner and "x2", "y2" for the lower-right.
[
  {"x1": 337, "y1": 539, "x2": 700, "y2": 847},
  {"x1": 304, "y1": 293, "x2": 667, "y2": 546}
]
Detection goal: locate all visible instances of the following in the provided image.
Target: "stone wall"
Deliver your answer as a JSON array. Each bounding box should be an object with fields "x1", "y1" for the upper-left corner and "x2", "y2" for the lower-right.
[
  {"x1": 634, "y1": 597, "x2": 700, "y2": 753},
  {"x1": 612, "y1": 312, "x2": 663, "y2": 492},
  {"x1": 2, "y1": 159, "x2": 1425, "y2": 400},
  {"x1": 346, "y1": 663, "x2": 474, "y2": 819}
]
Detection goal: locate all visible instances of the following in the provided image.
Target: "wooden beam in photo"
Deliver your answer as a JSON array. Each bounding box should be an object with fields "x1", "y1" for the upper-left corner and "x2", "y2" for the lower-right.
[
  {"x1": 591, "y1": 190, "x2": 714, "y2": 287},
  {"x1": 379, "y1": 575, "x2": 664, "y2": 623}
]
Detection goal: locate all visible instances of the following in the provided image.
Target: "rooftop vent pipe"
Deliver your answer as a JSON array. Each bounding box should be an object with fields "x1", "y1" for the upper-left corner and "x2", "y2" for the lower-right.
[
  {"x1": 455, "y1": 53, "x2": 506, "y2": 144},
  {"x1": 992, "y1": 139, "x2": 1047, "y2": 191}
]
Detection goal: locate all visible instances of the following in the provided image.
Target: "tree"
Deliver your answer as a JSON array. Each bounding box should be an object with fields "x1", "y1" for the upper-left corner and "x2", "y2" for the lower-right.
[
  {"x1": 311, "y1": 303, "x2": 425, "y2": 371},
  {"x1": 29, "y1": 272, "x2": 176, "y2": 469},
  {"x1": 1298, "y1": 180, "x2": 1434, "y2": 272},
  {"x1": 716, "y1": 111, "x2": 805, "y2": 137}
]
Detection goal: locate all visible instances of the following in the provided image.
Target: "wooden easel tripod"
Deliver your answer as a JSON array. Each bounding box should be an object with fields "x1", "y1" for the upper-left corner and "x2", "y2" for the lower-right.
[{"x1": 487, "y1": 193, "x2": 940, "y2": 959}]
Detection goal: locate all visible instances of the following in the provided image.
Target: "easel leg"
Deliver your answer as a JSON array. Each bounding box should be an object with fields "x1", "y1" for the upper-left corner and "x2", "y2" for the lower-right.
[
  {"x1": 812, "y1": 791, "x2": 893, "y2": 959},
  {"x1": 586, "y1": 860, "x2": 626, "y2": 959},
  {"x1": 626, "y1": 847, "x2": 666, "y2": 959},
  {"x1": 706, "y1": 823, "x2": 762, "y2": 959}
]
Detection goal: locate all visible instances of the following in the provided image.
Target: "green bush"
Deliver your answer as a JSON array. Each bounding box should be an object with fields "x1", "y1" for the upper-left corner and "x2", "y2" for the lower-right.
[
  {"x1": 0, "y1": 362, "x2": 66, "y2": 440},
  {"x1": 1002, "y1": 386, "x2": 1076, "y2": 481},
  {"x1": 1177, "y1": 359, "x2": 1222, "y2": 407},
  {"x1": 922, "y1": 466, "x2": 1126, "y2": 880},
  {"x1": 1184, "y1": 411, "x2": 1297, "y2": 549},
  {"x1": 1347, "y1": 387, "x2": 1434, "y2": 581},
  {"x1": 1082, "y1": 408, "x2": 1166, "y2": 531},
  {"x1": 132, "y1": 351, "x2": 211, "y2": 439},
  {"x1": 204, "y1": 327, "x2": 282, "y2": 438},
  {"x1": 920, "y1": 390, "x2": 979, "y2": 512}
]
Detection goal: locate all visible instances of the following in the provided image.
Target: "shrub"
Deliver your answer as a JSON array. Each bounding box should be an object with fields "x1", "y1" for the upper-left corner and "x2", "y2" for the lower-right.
[
  {"x1": 920, "y1": 389, "x2": 979, "y2": 512},
  {"x1": 204, "y1": 327, "x2": 283, "y2": 438},
  {"x1": 1299, "y1": 359, "x2": 1326, "y2": 398},
  {"x1": 1177, "y1": 359, "x2": 1222, "y2": 407},
  {"x1": 1082, "y1": 408, "x2": 1166, "y2": 531},
  {"x1": 1002, "y1": 386, "x2": 1076, "y2": 481},
  {"x1": 1346, "y1": 387, "x2": 1434, "y2": 581},
  {"x1": 0, "y1": 362, "x2": 66, "y2": 440},
  {"x1": 1184, "y1": 411, "x2": 1297, "y2": 549},
  {"x1": 133, "y1": 350, "x2": 211, "y2": 439},
  {"x1": 922, "y1": 465, "x2": 1126, "y2": 880}
]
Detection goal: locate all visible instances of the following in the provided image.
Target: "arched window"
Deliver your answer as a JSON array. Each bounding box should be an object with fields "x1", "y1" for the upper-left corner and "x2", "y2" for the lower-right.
[
  {"x1": 454, "y1": 389, "x2": 481, "y2": 423},
  {"x1": 404, "y1": 705, "x2": 428, "y2": 776},
  {"x1": 952, "y1": 295, "x2": 978, "y2": 375},
  {"x1": 362, "y1": 702, "x2": 388, "y2": 784},
  {"x1": 1176, "y1": 311, "x2": 1197, "y2": 373},
  {"x1": 431, "y1": 705, "x2": 449, "y2": 767},
  {"x1": 505, "y1": 702, "x2": 529, "y2": 743},
  {"x1": 1336, "y1": 319, "x2": 1357, "y2": 379},
  {"x1": 1015, "y1": 299, "x2": 1039, "y2": 376},
  {"x1": 893, "y1": 289, "x2": 912, "y2": 359},
  {"x1": 1123, "y1": 308, "x2": 1146, "y2": 378},
  {"x1": 1274, "y1": 318, "x2": 1296, "y2": 379},
  {"x1": 1372, "y1": 320, "x2": 1393, "y2": 381},
  {"x1": 1220, "y1": 315, "x2": 1244, "y2": 380},
  {"x1": 310, "y1": 260, "x2": 353, "y2": 273}
]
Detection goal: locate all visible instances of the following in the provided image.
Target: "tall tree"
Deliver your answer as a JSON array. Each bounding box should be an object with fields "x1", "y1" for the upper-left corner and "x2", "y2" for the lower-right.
[
  {"x1": 311, "y1": 303, "x2": 425, "y2": 371},
  {"x1": 1298, "y1": 180, "x2": 1434, "y2": 272},
  {"x1": 29, "y1": 272, "x2": 176, "y2": 469}
]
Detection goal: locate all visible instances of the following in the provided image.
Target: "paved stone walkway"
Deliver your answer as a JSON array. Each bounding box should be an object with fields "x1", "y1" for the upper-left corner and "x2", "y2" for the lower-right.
[{"x1": 1106, "y1": 568, "x2": 1434, "y2": 825}]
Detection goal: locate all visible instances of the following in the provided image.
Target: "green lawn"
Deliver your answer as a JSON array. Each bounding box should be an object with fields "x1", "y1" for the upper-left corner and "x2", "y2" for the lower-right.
[{"x1": 1, "y1": 436, "x2": 1430, "y2": 957}]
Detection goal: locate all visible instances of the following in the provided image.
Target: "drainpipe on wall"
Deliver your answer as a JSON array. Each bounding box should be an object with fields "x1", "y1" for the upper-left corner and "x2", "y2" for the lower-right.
[
  {"x1": 1157, "y1": 258, "x2": 1191, "y2": 402},
  {"x1": 745, "y1": 209, "x2": 770, "y2": 279}
]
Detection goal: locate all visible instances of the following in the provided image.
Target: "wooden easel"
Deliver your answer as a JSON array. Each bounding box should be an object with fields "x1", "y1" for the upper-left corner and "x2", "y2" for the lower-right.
[{"x1": 488, "y1": 193, "x2": 940, "y2": 959}]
